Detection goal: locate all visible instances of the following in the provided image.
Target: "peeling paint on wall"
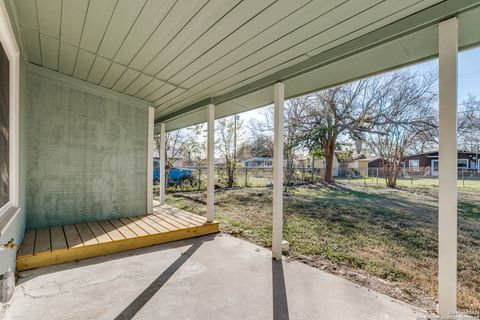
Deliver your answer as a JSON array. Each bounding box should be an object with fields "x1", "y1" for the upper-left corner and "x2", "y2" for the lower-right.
[{"x1": 26, "y1": 76, "x2": 147, "y2": 228}]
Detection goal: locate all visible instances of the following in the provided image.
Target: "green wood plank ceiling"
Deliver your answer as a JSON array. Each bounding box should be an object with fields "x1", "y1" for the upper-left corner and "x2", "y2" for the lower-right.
[{"x1": 8, "y1": 0, "x2": 480, "y2": 131}]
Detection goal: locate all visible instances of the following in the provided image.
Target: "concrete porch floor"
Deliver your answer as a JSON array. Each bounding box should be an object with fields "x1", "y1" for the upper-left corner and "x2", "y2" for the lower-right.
[{"x1": 1, "y1": 234, "x2": 426, "y2": 320}]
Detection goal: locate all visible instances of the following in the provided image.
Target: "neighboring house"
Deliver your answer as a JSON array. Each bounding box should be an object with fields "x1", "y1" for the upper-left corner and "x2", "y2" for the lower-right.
[
  {"x1": 295, "y1": 154, "x2": 339, "y2": 169},
  {"x1": 244, "y1": 157, "x2": 273, "y2": 168},
  {"x1": 170, "y1": 158, "x2": 197, "y2": 168},
  {"x1": 295, "y1": 157, "x2": 319, "y2": 169},
  {"x1": 153, "y1": 150, "x2": 199, "y2": 168},
  {"x1": 295, "y1": 154, "x2": 340, "y2": 176},
  {"x1": 367, "y1": 151, "x2": 480, "y2": 176},
  {"x1": 348, "y1": 154, "x2": 379, "y2": 172}
]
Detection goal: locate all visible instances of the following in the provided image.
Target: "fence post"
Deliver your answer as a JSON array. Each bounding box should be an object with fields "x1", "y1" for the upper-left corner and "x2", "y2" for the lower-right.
[
  {"x1": 376, "y1": 168, "x2": 379, "y2": 185},
  {"x1": 245, "y1": 167, "x2": 248, "y2": 187},
  {"x1": 198, "y1": 167, "x2": 202, "y2": 191},
  {"x1": 462, "y1": 169, "x2": 464, "y2": 188}
]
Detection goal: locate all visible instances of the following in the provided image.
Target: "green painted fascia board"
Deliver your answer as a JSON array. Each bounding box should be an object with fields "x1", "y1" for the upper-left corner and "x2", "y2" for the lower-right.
[
  {"x1": 28, "y1": 64, "x2": 154, "y2": 110},
  {"x1": 156, "y1": 0, "x2": 480, "y2": 124}
]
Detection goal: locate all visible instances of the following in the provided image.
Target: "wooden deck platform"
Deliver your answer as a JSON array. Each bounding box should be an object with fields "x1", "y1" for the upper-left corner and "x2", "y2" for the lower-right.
[{"x1": 16, "y1": 205, "x2": 219, "y2": 271}]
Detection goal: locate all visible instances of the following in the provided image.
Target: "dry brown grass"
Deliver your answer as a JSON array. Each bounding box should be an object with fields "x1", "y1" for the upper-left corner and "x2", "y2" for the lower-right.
[{"x1": 164, "y1": 182, "x2": 480, "y2": 313}]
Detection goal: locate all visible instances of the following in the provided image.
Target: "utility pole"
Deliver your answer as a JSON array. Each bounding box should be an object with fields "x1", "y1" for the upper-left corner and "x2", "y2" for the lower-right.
[
  {"x1": 233, "y1": 114, "x2": 239, "y2": 187},
  {"x1": 234, "y1": 114, "x2": 238, "y2": 165}
]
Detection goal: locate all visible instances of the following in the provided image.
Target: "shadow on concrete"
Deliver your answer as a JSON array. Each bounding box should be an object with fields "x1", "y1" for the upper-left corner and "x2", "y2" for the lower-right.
[
  {"x1": 272, "y1": 259, "x2": 290, "y2": 320},
  {"x1": 17, "y1": 234, "x2": 217, "y2": 284},
  {"x1": 113, "y1": 239, "x2": 204, "y2": 320}
]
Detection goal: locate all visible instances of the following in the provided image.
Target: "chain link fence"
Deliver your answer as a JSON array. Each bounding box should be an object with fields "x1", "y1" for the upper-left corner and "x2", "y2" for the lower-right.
[
  {"x1": 153, "y1": 166, "x2": 274, "y2": 194},
  {"x1": 358, "y1": 167, "x2": 480, "y2": 187},
  {"x1": 153, "y1": 165, "x2": 480, "y2": 194}
]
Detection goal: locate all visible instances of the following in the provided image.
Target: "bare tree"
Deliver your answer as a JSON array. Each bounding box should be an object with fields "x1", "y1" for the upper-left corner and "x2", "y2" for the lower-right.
[
  {"x1": 246, "y1": 108, "x2": 274, "y2": 156},
  {"x1": 216, "y1": 116, "x2": 243, "y2": 188},
  {"x1": 154, "y1": 130, "x2": 185, "y2": 168},
  {"x1": 249, "y1": 134, "x2": 273, "y2": 158},
  {"x1": 458, "y1": 95, "x2": 480, "y2": 152},
  {"x1": 249, "y1": 101, "x2": 307, "y2": 185},
  {"x1": 364, "y1": 71, "x2": 438, "y2": 188},
  {"x1": 284, "y1": 98, "x2": 309, "y2": 184},
  {"x1": 153, "y1": 125, "x2": 207, "y2": 170},
  {"x1": 300, "y1": 77, "x2": 389, "y2": 183},
  {"x1": 182, "y1": 124, "x2": 206, "y2": 167},
  {"x1": 408, "y1": 128, "x2": 438, "y2": 154}
]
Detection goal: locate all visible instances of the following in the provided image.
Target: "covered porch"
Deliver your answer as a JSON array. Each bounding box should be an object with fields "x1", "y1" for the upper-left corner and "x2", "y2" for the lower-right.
[
  {"x1": 0, "y1": 0, "x2": 479, "y2": 318},
  {"x1": 5, "y1": 235, "x2": 425, "y2": 320}
]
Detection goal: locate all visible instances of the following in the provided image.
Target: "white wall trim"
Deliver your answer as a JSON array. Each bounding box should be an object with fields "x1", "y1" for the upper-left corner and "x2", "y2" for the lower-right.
[
  {"x1": 3, "y1": 0, "x2": 28, "y2": 64},
  {"x1": 272, "y1": 82, "x2": 284, "y2": 260},
  {"x1": 206, "y1": 103, "x2": 215, "y2": 222},
  {"x1": 147, "y1": 107, "x2": 154, "y2": 214},
  {"x1": 437, "y1": 17, "x2": 458, "y2": 316},
  {"x1": 0, "y1": 0, "x2": 20, "y2": 221},
  {"x1": 0, "y1": 207, "x2": 20, "y2": 237},
  {"x1": 27, "y1": 63, "x2": 153, "y2": 110}
]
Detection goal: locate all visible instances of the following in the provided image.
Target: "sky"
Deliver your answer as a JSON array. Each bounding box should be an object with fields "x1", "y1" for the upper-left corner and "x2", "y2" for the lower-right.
[
  {"x1": 412, "y1": 46, "x2": 480, "y2": 104},
  {"x1": 237, "y1": 46, "x2": 480, "y2": 124},
  {"x1": 179, "y1": 46, "x2": 480, "y2": 155}
]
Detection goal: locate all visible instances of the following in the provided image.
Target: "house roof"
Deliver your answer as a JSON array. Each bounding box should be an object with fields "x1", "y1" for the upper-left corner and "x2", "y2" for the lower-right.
[
  {"x1": 351, "y1": 154, "x2": 367, "y2": 161},
  {"x1": 358, "y1": 157, "x2": 380, "y2": 162},
  {"x1": 405, "y1": 150, "x2": 480, "y2": 157},
  {"x1": 7, "y1": 0, "x2": 480, "y2": 131},
  {"x1": 245, "y1": 157, "x2": 273, "y2": 162}
]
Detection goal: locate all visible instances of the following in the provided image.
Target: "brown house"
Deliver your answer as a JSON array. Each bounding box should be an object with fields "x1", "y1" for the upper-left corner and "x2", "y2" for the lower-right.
[{"x1": 368, "y1": 151, "x2": 480, "y2": 176}]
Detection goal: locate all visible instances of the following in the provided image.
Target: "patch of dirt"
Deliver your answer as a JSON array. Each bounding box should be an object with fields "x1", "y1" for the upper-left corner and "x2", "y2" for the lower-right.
[
  {"x1": 291, "y1": 254, "x2": 437, "y2": 313},
  {"x1": 171, "y1": 192, "x2": 206, "y2": 205}
]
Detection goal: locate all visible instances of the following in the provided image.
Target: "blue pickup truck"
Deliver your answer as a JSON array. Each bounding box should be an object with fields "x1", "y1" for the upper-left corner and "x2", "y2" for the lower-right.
[{"x1": 153, "y1": 161, "x2": 196, "y2": 187}]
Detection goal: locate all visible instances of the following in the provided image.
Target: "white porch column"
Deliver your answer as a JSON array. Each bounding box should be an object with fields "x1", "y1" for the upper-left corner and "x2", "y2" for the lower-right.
[
  {"x1": 272, "y1": 82, "x2": 284, "y2": 260},
  {"x1": 147, "y1": 107, "x2": 154, "y2": 214},
  {"x1": 207, "y1": 104, "x2": 215, "y2": 222},
  {"x1": 438, "y1": 17, "x2": 458, "y2": 316},
  {"x1": 159, "y1": 122, "x2": 166, "y2": 205}
]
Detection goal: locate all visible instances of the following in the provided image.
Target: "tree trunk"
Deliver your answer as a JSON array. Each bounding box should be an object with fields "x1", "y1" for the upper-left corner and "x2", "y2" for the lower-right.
[
  {"x1": 323, "y1": 136, "x2": 337, "y2": 183},
  {"x1": 311, "y1": 155, "x2": 315, "y2": 183},
  {"x1": 382, "y1": 159, "x2": 400, "y2": 188},
  {"x1": 285, "y1": 150, "x2": 294, "y2": 186},
  {"x1": 385, "y1": 174, "x2": 397, "y2": 188},
  {"x1": 225, "y1": 158, "x2": 235, "y2": 188},
  {"x1": 228, "y1": 163, "x2": 235, "y2": 188}
]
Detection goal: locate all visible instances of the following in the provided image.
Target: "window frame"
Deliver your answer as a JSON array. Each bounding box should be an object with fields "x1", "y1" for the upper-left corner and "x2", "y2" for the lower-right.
[
  {"x1": 457, "y1": 159, "x2": 468, "y2": 169},
  {"x1": 0, "y1": 1, "x2": 20, "y2": 220},
  {"x1": 408, "y1": 159, "x2": 420, "y2": 171}
]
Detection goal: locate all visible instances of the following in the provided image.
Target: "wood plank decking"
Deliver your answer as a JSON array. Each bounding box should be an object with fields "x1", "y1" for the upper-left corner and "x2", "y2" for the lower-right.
[{"x1": 16, "y1": 205, "x2": 219, "y2": 271}]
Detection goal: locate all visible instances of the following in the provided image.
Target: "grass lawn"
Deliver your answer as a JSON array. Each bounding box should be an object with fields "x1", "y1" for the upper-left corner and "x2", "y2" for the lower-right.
[
  {"x1": 341, "y1": 176, "x2": 480, "y2": 190},
  {"x1": 163, "y1": 181, "x2": 480, "y2": 313}
]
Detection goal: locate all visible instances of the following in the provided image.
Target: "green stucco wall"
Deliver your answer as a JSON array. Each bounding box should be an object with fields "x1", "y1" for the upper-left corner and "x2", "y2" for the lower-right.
[{"x1": 26, "y1": 76, "x2": 148, "y2": 229}]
